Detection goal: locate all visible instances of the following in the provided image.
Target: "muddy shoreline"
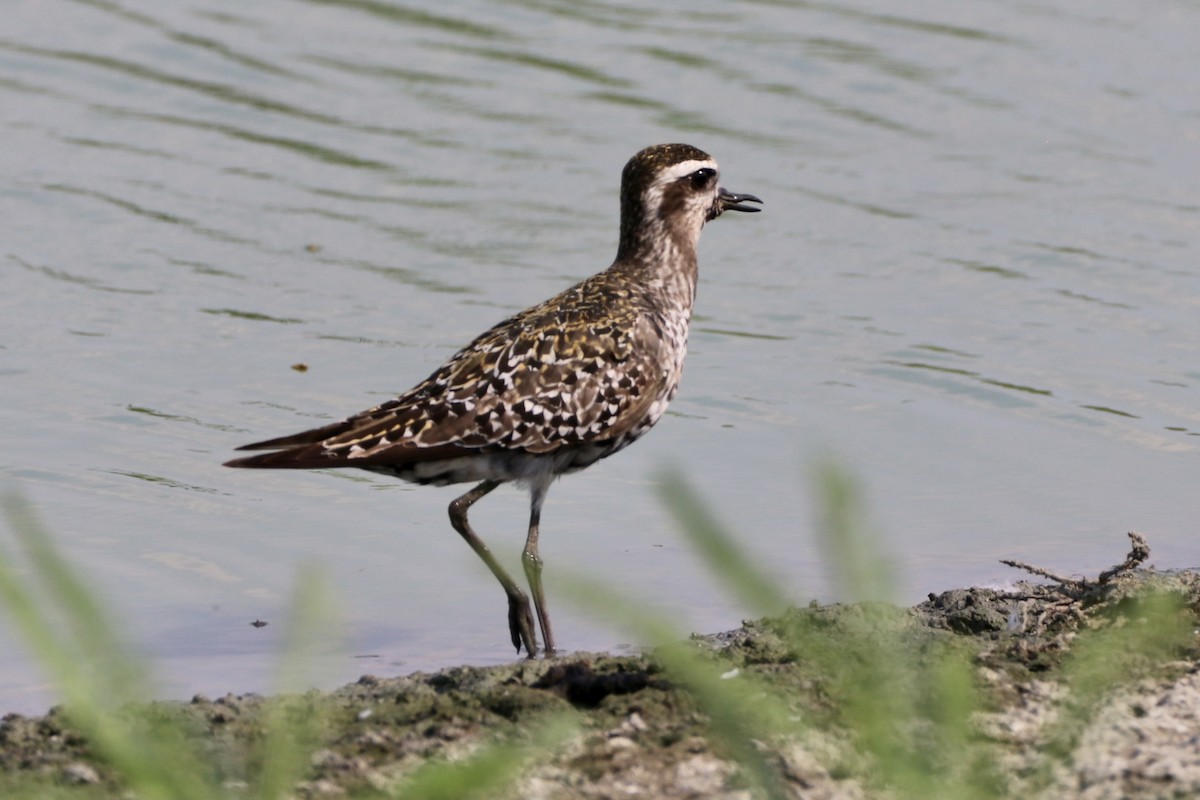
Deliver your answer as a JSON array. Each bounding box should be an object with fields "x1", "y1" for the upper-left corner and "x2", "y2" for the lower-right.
[{"x1": 3, "y1": 537, "x2": 1198, "y2": 799}]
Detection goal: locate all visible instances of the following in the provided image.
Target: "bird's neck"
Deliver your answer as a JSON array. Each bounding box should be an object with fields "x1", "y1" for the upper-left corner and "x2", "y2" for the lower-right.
[
  {"x1": 611, "y1": 239, "x2": 698, "y2": 315},
  {"x1": 613, "y1": 216, "x2": 700, "y2": 311}
]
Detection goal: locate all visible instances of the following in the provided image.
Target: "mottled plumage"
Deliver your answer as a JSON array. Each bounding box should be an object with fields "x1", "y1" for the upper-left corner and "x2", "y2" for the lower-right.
[{"x1": 226, "y1": 143, "x2": 761, "y2": 655}]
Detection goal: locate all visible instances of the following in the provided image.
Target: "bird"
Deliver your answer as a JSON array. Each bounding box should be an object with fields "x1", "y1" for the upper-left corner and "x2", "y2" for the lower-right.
[{"x1": 225, "y1": 143, "x2": 762, "y2": 656}]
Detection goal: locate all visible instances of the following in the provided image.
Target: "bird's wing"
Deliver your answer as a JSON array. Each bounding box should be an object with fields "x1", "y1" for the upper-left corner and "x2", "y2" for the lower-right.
[{"x1": 227, "y1": 275, "x2": 672, "y2": 469}]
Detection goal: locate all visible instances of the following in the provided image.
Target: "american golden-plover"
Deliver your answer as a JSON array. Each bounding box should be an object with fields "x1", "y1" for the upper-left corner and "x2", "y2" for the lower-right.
[{"x1": 225, "y1": 143, "x2": 762, "y2": 656}]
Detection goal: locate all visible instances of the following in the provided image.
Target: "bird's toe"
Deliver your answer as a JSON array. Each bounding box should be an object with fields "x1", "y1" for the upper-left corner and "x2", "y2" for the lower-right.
[{"x1": 508, "y1": 594, "x2": 538, "y2": 656}]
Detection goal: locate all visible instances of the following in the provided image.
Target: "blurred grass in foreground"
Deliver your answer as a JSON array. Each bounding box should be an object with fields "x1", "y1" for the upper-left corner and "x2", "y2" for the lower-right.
[
  {"x1": 0, "y1": 493, "x2": 573, "y2": 799},
  {"x1": 1, "y1": 462, "x2": 1194, "y2": 798},
  {"x1": 646, "y1": 464, "x2": 999, "y2": 800}
]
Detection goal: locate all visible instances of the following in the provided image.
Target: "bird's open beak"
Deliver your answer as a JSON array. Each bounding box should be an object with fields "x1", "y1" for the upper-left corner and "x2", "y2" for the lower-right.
[{"x1": 717, "y1": 187, "x2": 763, "y2": 213}]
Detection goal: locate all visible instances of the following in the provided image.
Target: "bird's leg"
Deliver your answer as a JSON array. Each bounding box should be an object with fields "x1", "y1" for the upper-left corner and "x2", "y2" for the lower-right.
[
  {"x1": 448, "y1": 480, "x2": 538, "y2": 656},
  {"x1": 522, "y1": 482, "x2": 556, "y2": 654}
]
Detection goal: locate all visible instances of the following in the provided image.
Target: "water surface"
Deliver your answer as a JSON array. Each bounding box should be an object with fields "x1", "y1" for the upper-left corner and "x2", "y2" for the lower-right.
[{"x1": 2, "y1": 0, "x2": 1198, "y2": 713}]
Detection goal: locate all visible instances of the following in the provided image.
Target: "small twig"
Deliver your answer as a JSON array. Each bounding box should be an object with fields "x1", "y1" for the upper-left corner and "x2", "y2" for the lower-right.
[
  {"x1": 995, "y1": 533, "x2": 1154, "y2": 635},
  {"x1": 1000, "y1": 531, "x2": 1151, "y2": 593},
  {"x1": 998, "y1": 559, "x2": 1089, "y2": 591},
  {"x1": 1096, "y1": 531, "x2": 1150, "y2": 584}
]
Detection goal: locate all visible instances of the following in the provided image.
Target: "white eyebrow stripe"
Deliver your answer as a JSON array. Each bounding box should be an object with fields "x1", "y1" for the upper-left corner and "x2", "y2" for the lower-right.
[{"x1": 655, "y1": 159, "x2": 720, "y2": 184}]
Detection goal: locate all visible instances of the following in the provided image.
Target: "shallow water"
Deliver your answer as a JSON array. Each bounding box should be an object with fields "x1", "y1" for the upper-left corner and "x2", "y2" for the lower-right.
[{"x1": 2, "y1": 0, "x2": 1198, "y2": 713}]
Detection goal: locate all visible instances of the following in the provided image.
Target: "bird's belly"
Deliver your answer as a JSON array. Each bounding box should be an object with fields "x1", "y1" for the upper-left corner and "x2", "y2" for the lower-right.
[
  {"x1": 363, "y1": 434, "x2": 653, "y2": 488},
  {"x1": 363, "y1": 443, "x2": 604, "y2": 488}
]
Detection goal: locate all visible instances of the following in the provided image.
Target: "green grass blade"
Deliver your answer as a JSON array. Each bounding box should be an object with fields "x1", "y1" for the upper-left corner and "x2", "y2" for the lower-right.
[
  {"x1": 6, "y1": 495, "x2": 144, "y2": 699},
  {"x1": 256, "y1": 565, "x2": 337, "y2": 800},
  {"x1": 812, "y1": 463, "x2": 1006, "y2": 799},
  {"x1": 657, "y1": 469, "x2": 791, "y2": 616},
  {"x1": 0, "y1": 493, "x2": 216, "y2": 800},
  {"x1": 0, "y1": 497, "x2": 88, "y2": 696},
  {"x1": 813, "y1": 460, "x2": 892, "y2": 603},
  {"x1": 566, "y1": 574, "x2": 795, "y2": 799}
]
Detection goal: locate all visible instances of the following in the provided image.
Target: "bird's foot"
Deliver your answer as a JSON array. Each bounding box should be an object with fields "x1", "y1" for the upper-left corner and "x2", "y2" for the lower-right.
[{"x1": 508, "y1": 593, "x2": 538, "y2": 657}]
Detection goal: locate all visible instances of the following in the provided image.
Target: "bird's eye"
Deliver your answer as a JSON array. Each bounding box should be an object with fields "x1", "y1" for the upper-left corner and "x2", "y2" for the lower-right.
[{"x1": 689, "y1": 168, "x2": 717, "y2": 189}]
